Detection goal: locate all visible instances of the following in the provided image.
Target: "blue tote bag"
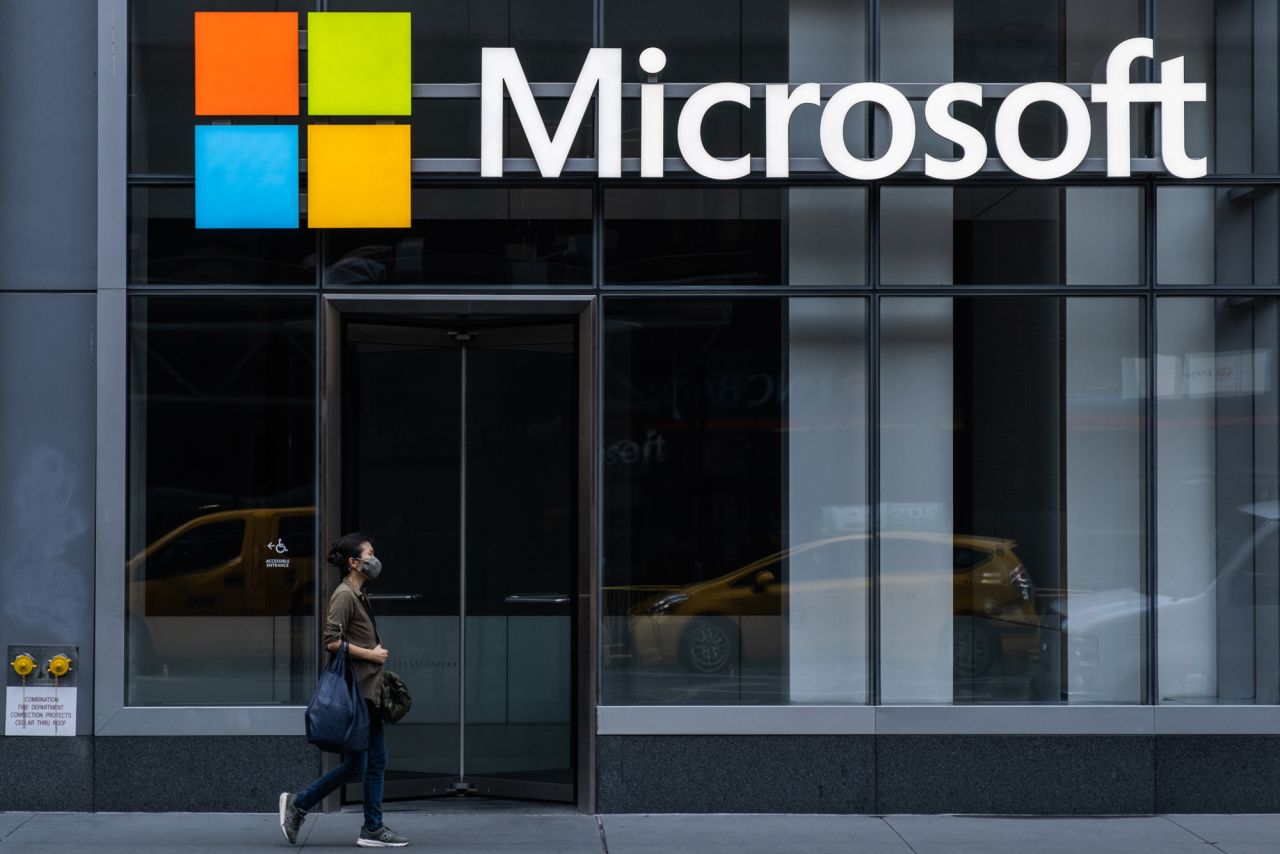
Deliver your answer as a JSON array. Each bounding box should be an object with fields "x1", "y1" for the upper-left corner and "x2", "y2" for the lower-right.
[{"x1": 305, "y1": 641, "x2": 370, "y2": 753}]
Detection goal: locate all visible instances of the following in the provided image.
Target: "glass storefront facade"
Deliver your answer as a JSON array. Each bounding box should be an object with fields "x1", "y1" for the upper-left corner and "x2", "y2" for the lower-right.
[
  {"x1": 85, "y1": 0, "x2": 1280, "y2": 812},
  {"x1": 126, "y1": 297, "x2": 317, "y2": 705}
]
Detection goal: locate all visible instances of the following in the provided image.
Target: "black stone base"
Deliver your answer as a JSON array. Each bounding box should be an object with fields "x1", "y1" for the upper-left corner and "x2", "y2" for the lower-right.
[
  {"x1": 0, "y1": 736, "x2": 93, "y2": 811},
  {"x1": 93, "y1": 736, "x2": 319, "y2": 812},
  {"x1": 1156, "y1": 735, "x2": 1280, "y2": 813},
  {"x1": 876, "y1": 735, "x2": 1154, "y2": 814},
  {"x1": 8, "y1": 734, "x2": 1280, "y2": 813},
  {"x1": 598, "y1": 734, "x2": 1280, "y2": 814},
  {"x1": 597, "y1": 735, "x2": 876, "y2": 813},
  {"x1": 598, "y1": 735, "x2": 1159, "y2": 814}
]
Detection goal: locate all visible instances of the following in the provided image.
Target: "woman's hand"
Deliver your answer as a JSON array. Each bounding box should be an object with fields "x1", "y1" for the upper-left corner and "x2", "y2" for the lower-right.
[{"x1": 325, "y1": 640, "x2": 390, "y2": 664}]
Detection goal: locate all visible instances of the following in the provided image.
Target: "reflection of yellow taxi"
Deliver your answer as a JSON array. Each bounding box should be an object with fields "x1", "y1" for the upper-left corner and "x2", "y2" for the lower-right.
[
  {"x1": 621, "y1": 533, "x2": 1038, "y2": 677},
  {"x1": 127, "y1": 507, "x2": 315, "y2": 670}
]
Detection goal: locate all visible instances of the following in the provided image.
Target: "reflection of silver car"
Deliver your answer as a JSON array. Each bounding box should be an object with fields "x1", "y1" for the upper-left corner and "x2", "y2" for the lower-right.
[{"x1": 1048, "y1": 502, "x2": 1279, "y2": 703}]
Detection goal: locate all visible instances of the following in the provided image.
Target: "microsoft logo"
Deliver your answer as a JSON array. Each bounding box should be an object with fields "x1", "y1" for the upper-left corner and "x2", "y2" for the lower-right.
[
  {"x1": 191, "y1": 13, "x2": 1206, "y2": 232},
  {"x1": 194, "y1": 11, "x2": 411, "y2": 229}
]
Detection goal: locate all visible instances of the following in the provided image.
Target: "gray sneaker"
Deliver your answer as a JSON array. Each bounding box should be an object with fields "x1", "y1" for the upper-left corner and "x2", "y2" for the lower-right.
[
  {"x1": 278, "y1": 792, "x2": 306, "y2": 844},
  {"x1": 357, "y1": 825, "x2": 409, "y2": 847}
]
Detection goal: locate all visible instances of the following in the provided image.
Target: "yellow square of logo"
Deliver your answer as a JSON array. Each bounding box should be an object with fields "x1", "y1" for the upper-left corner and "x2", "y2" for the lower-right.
[{"x1": 307, "y1": 125, "x2": 411, "y2": 228}]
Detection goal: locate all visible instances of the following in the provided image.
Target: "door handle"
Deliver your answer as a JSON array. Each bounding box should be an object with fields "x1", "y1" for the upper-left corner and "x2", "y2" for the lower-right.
[
  {"x1": 504, "y1": 593, "x2": 571, "y2": 605},
  {"x1": 365, "y1": 593, "x2": 422, "y2": 602}
]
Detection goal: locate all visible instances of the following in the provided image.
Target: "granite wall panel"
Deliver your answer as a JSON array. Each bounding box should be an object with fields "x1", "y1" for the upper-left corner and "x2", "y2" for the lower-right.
[
  {"x1": 0, "y1": 736, "x2": 93, "y2": 811},
  {"x1": 876, "y1": 735, "x2": 1155, "y2": 815},
  {"x1": 596, "y1": 735, "x2": 875, "y2": 814},
  {"x1": 92, "y1": 736, "x2": 319, "y2": 812},
  {"x1": 1155, "y1": 736, "x2": 1280, "y2": 814}
]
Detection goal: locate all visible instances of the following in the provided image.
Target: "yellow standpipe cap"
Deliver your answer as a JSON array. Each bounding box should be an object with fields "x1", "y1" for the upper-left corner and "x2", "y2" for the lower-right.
[
  {"x1": 47, "y1": 655, "x2": 72, "y2": 678},
  {"x1": 11, "y1": 654, "x2": 36, "y2": 677}
]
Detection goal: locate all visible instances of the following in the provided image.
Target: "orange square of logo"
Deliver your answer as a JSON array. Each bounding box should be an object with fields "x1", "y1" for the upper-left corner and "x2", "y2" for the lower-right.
[{"x1": 195, "y1": 12, "x2": 299, "y2": 116}]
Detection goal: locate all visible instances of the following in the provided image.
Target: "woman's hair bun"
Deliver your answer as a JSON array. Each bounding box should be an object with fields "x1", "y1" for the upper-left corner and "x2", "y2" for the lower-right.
[{"x1": 328, "y1": 532, "x2": 371, "y2": 572}]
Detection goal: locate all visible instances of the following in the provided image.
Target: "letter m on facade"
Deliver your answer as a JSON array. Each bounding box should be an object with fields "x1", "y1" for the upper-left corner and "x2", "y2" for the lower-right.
[{"x1": 480, "y1": 47, "x2": 621, "y2": 178}]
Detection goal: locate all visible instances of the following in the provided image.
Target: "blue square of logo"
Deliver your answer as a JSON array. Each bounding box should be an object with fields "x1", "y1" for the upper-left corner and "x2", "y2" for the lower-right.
[{"x1": 195, "y1": 125, "x2": 298, "y2": 229}]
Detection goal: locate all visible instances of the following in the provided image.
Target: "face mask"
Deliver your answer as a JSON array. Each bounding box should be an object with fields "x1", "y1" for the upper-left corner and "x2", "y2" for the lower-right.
[{"x1": 359, "y1": 556, "x2": 383, "y2": 580}]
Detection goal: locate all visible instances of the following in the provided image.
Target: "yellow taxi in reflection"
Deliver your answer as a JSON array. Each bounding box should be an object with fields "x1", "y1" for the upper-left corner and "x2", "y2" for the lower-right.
[
  {"x1": 623, "y1": 533, "x2": 1038, "y2": 677},
  {"x1": 126, "y1": 507, "x2": 315, "y2": 671}
]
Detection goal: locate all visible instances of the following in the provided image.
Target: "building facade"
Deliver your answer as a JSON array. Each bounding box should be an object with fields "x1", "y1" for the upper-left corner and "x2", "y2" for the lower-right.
[{"x1": 3, "y1": 0, "x2": 1280, "y2": 814}]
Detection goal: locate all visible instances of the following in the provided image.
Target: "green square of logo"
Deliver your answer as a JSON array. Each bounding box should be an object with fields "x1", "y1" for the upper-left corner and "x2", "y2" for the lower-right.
[{"x1": 308, "y1": 12, "x2": 411, "y2": 116}]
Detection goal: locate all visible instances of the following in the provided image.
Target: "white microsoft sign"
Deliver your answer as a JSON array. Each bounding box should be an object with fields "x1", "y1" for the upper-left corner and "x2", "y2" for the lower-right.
[{"x1": 481, "y1": 38, "x2": 1206, "y2": 181}]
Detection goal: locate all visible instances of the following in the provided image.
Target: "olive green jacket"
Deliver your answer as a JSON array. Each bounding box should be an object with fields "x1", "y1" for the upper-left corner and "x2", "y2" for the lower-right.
[{"x1": 323, "y1": 580, "x2": 383, "y2": 708}]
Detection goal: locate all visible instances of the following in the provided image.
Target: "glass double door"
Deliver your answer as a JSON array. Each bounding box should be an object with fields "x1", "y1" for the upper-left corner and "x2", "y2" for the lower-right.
[{"x1": 342, "y1": 319, "x2": 577, "y2": 802}]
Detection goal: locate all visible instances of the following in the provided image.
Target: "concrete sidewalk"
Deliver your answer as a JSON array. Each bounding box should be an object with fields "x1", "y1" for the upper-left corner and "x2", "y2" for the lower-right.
[{"x1": 1, "y1": 808, "x2": 1276, "y2": 853}]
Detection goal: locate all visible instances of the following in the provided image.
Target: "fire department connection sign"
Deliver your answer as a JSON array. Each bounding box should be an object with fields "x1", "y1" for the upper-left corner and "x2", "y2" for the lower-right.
[{"x1": 6, "y1": 644, "x2": 77, "y2": 736}]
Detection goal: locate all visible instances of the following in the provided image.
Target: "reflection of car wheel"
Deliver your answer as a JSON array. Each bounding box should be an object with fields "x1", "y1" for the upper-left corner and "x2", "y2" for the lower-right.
[
  {"x1": 679, "y1": 616, "x2": 739, "y2": 674},
  {"x1": 953, "y1": 616, "x2": 1000, "y2": 679}
]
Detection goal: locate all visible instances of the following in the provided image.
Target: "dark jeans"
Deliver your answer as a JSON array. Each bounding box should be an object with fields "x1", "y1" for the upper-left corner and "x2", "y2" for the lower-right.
[{"x1": 295, "y1": 701, "x2": 386, "y2": 831}]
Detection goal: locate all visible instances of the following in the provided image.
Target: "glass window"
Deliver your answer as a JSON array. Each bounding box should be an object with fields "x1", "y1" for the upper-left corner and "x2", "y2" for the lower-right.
[
  {"x1": 604, "y1": 189, "x2": 782, "y2": 285},
  {"x1": 503, "y1": 99, "x2": 594, "y2": 160},
  {"x1": 129, "y1": 187, "x2": 317, "y2": 285},
  {"x1": 1157, "y1": 187, "x2": 1280, "y2": 286},
  {"x1": 620, "y1": 98, "x2": 768, "y2": 162},
  {"x1": 881, "y1": 0, "x2": 1141, "y2": 83},
  {"x1": 787, "y1": 188, "x2": 867, "y2": 286},
  {"x1": 604, "y1": 188, "x2": 865, "y2": 286},
  {"x1": 879, "y1": 297, "x2": 1146, "y2": 704},
  {"x1": 605, "y1": 0, "x2": 864, "y2": 84},
  {"x1": 602, "y1": 298, "x2": 869, "y2": 704},
  {"x1": 1157, "y1": 1, "x2": 1279, "y2": 176},
  {"x1": 323, "y1": 187, "x2": 592, "y2": 285},
  {"x1": 880, "y1": 186, "x2": 1144, "y2": 286},
  {"x1": 330, "y1": 0, "x2": 592, "y2": 84},
  {"x1": 127, "y1": 297, "x2": 317, "y2": 706},
  {"x1": 413, "y1": 99, "x2": 594, "y2": 159},
  {"x1": 275, "y1": 514, "x2": 316, "y2": 559},
  {"x1": 130, "y1": 0, "x2": 313, "y2": 176},
  {"x1": 140, "y1": 520, "x2": 247, "y2": 582},
  {"x1": 881, "y1": 1, "x2": 1148, "y2": 168},
  {"x1": 1157, "y1": 297, "x2": 1280, "y2": 704},
  {"x1": 411, "y1": 101, "x2": 479, "y2": 158}
]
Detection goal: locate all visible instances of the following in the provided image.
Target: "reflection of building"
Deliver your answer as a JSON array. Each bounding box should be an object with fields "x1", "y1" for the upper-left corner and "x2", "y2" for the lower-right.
[{"x1": 6, "y1": 0, "x2": 1280, "y2": 818}]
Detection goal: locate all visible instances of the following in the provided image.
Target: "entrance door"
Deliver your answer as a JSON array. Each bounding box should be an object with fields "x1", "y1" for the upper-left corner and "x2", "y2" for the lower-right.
[{"x1": 341, "y1": 319, "x2": 577, "y2": 802}]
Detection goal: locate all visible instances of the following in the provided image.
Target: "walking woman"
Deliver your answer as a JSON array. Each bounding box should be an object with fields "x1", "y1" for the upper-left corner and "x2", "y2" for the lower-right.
[{"x1": 279, "y1": 533, "x2": 409, "y2": 848}]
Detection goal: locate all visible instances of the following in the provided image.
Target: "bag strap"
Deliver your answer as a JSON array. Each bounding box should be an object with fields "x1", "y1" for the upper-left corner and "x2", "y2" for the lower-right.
[{"x1": 327, "y1": 640, "x2": 350, "y2": 675}]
